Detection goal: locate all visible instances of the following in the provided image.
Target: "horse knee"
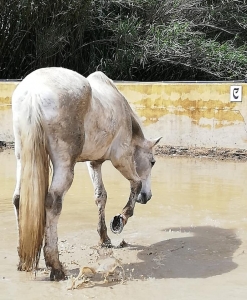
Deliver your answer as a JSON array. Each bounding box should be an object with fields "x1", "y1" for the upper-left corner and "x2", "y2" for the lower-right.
[
  {"x1": 45, "y1": 192, "x2": 62, "y2": 215},
  {"x1": 95, "y1": 191, "x2": 107, "y2": 207},
  {"x1": 13, "y1": 195, "x2": 20, "y2": 210}
]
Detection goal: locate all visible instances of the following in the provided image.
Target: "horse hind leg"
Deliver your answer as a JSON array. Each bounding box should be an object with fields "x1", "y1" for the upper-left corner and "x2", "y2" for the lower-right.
[
  {"x1": 44, "y1": 162, "x2": 75, "y2": 281},
  {"x1": 12, "y1": 131, "x2": 23, "y2": 269},
  {"x1": 13, "y1": 156, "x2": 24, "y2": 270},
  {"x1": 12, "y1": 128, "x2": 21, "y2": 224},
  {"x1": 13, "y1": 154, "x2": 21, "y2": 225}
]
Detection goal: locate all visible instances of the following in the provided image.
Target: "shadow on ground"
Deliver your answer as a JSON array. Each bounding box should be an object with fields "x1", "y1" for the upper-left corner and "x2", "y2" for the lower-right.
[
  {"x1": 39, "y1": 226, "x2": 241, "y2": 284},
  {"x1": 126, "y1": 226, "x2": 241, "y2": 279}
]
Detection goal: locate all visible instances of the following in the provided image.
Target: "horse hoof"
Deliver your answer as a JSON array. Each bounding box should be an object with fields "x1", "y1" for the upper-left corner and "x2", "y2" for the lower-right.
[
  {"x1": 100, "y1": 239, "x2": 113, "y2": 248},
  {"x1": 50, "y1": 268, "x2": 65, "y2": 281},
  {"x1": 110, "y1": 215, "x2": 124, "y2": 234}
]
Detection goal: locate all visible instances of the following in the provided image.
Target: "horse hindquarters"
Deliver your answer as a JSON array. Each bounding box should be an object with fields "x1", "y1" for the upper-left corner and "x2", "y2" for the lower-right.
[{"x1": 12, "y1": 93, "x2": 49, "y2": 271}]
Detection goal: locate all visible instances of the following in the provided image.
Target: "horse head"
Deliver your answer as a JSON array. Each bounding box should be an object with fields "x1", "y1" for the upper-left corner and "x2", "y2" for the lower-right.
[{"x1": 134, "y1": 137, "x2": 162, "y2": 204}]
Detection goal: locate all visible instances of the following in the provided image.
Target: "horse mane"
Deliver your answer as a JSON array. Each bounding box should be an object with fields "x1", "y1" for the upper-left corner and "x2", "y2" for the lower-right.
[
  {"x1": 130, "y1": 112, "x2": 144, "y2": 139},
  {"x1": 88, "y1": 71, "x2": 145, "y2": 140},
  {"x1": 87, "y1": 71, "x2": 118, "y2": 91}
]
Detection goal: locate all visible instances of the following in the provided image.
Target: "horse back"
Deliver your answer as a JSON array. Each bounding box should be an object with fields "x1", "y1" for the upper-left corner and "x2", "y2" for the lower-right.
[
  {"x1": 12, "y1": 67, "x2": 92, "y2": 161},
  {"x1": 13, "y1": 67, "x2": 91, "y2": 125}
]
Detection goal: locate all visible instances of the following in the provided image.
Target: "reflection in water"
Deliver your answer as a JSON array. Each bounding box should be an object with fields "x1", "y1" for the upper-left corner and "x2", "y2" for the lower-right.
[{"x1": 1, "y1": 150, "x2": 247, "y2": 231}]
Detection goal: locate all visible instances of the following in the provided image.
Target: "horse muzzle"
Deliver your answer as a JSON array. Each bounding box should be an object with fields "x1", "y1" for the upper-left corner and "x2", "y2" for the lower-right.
[{"x1": 136, "y1": 192, "x2": 152, "y2": 204}]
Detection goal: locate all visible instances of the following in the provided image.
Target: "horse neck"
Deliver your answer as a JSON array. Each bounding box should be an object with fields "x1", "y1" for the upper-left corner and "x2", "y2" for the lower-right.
[{"x1": 132, "y1": 135, "x2": 147, "y2": 150}]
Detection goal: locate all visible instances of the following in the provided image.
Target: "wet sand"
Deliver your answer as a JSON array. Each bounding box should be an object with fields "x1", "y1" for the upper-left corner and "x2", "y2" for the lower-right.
[{"x1": 0, "y1": 150, "x2": 247, "y2": 299}]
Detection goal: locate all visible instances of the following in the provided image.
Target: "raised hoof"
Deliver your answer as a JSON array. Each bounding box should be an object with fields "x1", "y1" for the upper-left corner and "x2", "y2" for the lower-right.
[
  {"x1": 50, "y1": 268, "x2": 65, "y2": 281},
  {"x1": 110, "y1": 214, "x2": 124, "y2": 234}
]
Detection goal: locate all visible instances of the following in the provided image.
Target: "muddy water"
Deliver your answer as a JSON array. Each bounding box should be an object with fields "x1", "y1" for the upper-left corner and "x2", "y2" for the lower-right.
[{"x1": 0, "y1": 150, "x2": 247, "y2": 299}]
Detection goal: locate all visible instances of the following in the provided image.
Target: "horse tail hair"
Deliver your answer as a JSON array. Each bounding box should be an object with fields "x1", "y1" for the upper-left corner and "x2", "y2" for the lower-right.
[{"x1": 18, "y1": 93, "x2": 49, "y2": 271}]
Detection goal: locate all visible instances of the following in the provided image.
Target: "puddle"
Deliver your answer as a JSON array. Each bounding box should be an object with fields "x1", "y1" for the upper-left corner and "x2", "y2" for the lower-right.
[{"x1": 1, "y1": 150, "x2": 247, "y2": 227}]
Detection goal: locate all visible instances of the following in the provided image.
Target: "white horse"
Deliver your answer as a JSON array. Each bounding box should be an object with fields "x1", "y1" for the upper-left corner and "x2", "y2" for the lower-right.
[{"x1": 12, "y1": 67, "x2": 161, "y2": 281}]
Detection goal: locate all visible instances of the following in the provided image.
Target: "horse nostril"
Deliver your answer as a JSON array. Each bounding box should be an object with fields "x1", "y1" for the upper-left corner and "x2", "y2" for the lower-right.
[{"x1": 141, "y1": 192, "x2": 148, "y2": 203}]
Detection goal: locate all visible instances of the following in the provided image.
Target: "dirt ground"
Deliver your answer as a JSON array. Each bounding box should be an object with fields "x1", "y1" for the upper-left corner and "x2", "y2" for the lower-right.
[
  {"x1": 2, "y1": 141, "x2": 247, "y2": 161},
  {"x1": 0, "y1": 148, "x2": 247, "y2": 300},
  {"x1": 154, "y1": 145, "x2": 247, "y2": 161}
]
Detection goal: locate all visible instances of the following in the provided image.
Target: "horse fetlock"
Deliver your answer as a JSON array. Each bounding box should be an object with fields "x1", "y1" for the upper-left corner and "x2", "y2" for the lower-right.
[
  {"x1": 44, "y1": 246, "x2": 60, "y2": 267},
  {"x1": 122, "y1": 205, "x2": 134, "y2": 218},
  {"x1": 44, "y1": 244, "x2": 64, "y2": 280}
]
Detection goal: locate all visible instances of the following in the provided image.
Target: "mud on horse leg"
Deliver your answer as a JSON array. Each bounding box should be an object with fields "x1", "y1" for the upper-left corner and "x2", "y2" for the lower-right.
[
  {"x1": 87, "y1": 161, "x2": 112, "y2": 247},
  {"x1": 44, "y1": 165, "x2": 74, "y2": 281}
]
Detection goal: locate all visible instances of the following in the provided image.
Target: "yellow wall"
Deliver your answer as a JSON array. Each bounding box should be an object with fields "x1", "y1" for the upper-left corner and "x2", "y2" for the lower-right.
[
  {"x1": 0, "y1": 82, "x2": 18, "y2": 142},
  {"x1": 117, "y1": 82, "x2": 247, "y2": 148},
  {"x1": 0, "y1": 82, "x2": 18, "y2": 108},
  {"x1": 1, "y1": 81, "x2": 247, "y2": 149},
  {"x1": 117, "y1": 82, "x2": 246, "y2": 128}
]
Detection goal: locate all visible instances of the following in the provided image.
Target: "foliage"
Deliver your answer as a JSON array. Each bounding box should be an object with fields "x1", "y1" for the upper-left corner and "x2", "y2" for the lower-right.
[
  {"x1": 1, "y1": 0, "x2": 247, "y2": 80},
  {"x1": 0, "y1": 0, "x2": 91, "y2": 78}
]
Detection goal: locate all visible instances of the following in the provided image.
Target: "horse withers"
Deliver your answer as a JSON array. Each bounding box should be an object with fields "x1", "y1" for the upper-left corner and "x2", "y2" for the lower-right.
[{"x1": 12, "y1": 67, "x2": 161, "y2": 281}]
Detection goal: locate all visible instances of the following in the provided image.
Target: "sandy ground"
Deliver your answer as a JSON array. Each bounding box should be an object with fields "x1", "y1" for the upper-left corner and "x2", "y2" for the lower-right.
[{"x1": 0, "y1": 150, "x2": 247, "y2": 299}]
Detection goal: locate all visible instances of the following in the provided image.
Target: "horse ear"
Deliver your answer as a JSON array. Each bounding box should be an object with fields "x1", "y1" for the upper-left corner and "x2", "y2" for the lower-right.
[{"x1": 149, "y1": 137, "x2": 162, "y2": 148}]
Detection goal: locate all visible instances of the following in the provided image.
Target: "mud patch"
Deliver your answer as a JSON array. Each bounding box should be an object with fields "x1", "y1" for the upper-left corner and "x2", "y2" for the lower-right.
[
  {"x1": 155, "y1": 145, "x2": 247, "y2": 161},
  {"x1": 0, "y1": 141, "x2": 14, "y2": 151}
]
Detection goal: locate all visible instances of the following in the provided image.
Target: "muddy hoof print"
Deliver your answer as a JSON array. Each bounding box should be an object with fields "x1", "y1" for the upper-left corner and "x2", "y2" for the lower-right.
[{"x1": 110, "y1": 215, "x2": 124, "y2": 234}]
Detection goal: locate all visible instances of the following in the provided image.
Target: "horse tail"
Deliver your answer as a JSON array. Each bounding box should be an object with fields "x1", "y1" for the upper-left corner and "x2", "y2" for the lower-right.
[{"x1": 18, "y1": 93, "x2": 49, "y2": 271}]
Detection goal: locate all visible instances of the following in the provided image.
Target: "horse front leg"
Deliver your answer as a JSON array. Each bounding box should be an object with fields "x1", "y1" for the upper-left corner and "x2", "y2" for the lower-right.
[
  {"x1": 44, "y1": 165, "x2": 74, "y2": 281},
  {"x1": 110, "y1": 157, "x2": 142, "y2": 234},
  {"x1": 87, "y1": 161, "x2": 112, "y2": 247}
]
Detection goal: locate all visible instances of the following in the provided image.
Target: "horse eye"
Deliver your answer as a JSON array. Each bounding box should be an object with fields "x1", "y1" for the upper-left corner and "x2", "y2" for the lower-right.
[{"x1": 151, "y1": 160, "x2": 155, "y2": 166}]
